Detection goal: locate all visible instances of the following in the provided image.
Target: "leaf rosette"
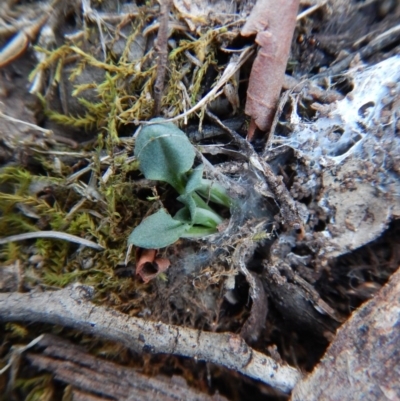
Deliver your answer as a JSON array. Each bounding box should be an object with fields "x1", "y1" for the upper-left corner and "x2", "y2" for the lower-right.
[{"x1": 128, "y1": 119, "x2": 232, "y2": 249}]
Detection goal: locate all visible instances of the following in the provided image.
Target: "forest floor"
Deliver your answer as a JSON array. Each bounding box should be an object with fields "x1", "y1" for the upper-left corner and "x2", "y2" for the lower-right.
[{"x1": 0, "y1": 0, "x2": 400, "y2": 400}]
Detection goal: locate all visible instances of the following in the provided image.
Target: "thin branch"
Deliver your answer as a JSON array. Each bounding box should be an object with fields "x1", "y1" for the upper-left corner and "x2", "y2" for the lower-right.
[
  {"x1": 0, "y1": 285, "x2": 302, "y2": 393},
  {"x1": 153, "y1": 0, "x2": 171, "y2": 116}
]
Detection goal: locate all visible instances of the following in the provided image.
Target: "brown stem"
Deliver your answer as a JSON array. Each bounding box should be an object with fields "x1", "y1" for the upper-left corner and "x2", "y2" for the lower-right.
[{"x1": 153, "y1": 0, "x2": 171, "y2": 116}]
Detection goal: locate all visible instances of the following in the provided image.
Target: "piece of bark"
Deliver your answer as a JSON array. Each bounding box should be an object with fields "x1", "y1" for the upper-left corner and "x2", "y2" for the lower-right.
[
  {"x1": 232, "y1": 239, "x2": 268, "y2": 343},
  {"x1": 241, "y1": 0, "x2": 300, "y2": 134},
  {"x1": 26, "y1": 334, "x2": 227, "y2": 401},
  {"x1": 290, "y1": 266, "x2": 400, "y2": 401},
  {"x1": 263, "y1": 262, "x2": 340, "y2": 338},
  {"x1": 0, "y1": 285, "x2": 301, "y2": 393}
]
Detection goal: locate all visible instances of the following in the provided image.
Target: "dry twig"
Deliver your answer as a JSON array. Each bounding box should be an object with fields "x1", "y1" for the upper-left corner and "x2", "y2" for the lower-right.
[
  {"x1": 153, "y1": 0, "x2": 171, "y2": 116},
  {"x1": 0, "y1": 285, "x2": 302, "y2": 393}
]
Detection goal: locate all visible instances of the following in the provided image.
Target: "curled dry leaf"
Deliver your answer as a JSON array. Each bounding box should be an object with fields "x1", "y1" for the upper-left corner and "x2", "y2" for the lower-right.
[
  {"x1": 242, "y1": 0, "x2": 300, "y2": 135},
  {"x1": 135, "y1": 248, "x2": 170, "y2": 283}
]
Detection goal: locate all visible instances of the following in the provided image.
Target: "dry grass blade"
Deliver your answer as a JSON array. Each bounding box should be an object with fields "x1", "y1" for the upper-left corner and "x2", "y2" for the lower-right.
[{"x1": 0, "y1": 231, "x2": 104, "y2": 250}]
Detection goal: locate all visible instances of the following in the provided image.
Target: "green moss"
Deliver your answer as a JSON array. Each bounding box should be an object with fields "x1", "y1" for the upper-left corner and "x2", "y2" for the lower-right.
[
  {"x1": 15, "y1": 375, "x2": 54, "y2": 401},
  {"x1": 5, "y1": 323, "x2": 29, "y2": 339},
  {"x1": 0, "y1": 242, "x2": 20, "y2": 263},
  {"x1": 29, "y1": 7, "x2": 221, "y2": 132}
]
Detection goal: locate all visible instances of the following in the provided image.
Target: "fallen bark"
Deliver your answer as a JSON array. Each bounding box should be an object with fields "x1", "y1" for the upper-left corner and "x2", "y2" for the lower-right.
[
  {"x1": 26, "y1": 334, "x2": 227, "y2": 401},
  {"x1": 0, "y1": 285, "x2": 302, "y2": 394},
  {"x1": 233, "y1": 239, "x2": 269, "y2": 343},
  {"x1": 242, "y1": 0, "x2": 300, "y2": 135},
  {"x1": 290, "y1": 266, "x2": 400, "y2": 401}
]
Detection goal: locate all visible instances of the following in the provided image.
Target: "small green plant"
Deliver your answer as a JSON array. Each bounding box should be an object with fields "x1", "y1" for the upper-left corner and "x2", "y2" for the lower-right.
[{"x1": 128, "y1": 119, "x2": 232, "y2": 249}]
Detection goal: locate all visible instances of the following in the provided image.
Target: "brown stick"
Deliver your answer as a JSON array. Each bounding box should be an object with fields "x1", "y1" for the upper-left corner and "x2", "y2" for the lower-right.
[
  {"x1": 242, "y1": 0, "x2": 300, "y2": 134},
  {"x1": 153, "y1": 0, "x2": 171, "y2": 116},
  {"x1": 0, "y1": 285, "x2": 302, "y2": 393}
]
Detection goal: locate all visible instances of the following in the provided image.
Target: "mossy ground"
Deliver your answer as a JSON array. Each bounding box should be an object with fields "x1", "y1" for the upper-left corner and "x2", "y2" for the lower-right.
[
  {"x1": 0, "y1": 2, "x2": 249, "y2": 398},
  {"x1": 0, "y1": 0, "x2": 232, "y2": 309}
]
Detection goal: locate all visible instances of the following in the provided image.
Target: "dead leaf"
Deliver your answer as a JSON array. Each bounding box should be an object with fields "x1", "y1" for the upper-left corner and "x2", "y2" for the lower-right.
[{"x1": 241, "y1": 0, "x2": 300, "y2": 135}]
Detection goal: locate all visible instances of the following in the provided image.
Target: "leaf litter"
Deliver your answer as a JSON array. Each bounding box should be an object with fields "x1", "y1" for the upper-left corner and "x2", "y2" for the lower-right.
[{"x1": 1, "y1": 0, "x2": 400, "y2": 399}]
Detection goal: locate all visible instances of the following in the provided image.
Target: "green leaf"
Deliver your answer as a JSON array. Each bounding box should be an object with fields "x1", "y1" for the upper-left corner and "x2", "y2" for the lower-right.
[
  {"x1": 185, "y1": 165, "x2": 204, "y2": 193},
  {"x1": 135, "y1": 119, "x2": 196, "y2": 191},
  {"x1": 174, "y1": 207, "x2": 191, "y2": 223},
  {"x1": 178, "y1": 193, "x2": 223, "y2": 227},
  {"x1": 191, "y1": 192, "x2": 214, "y2": 212},
  {"x1": 181, "y1": 226, "x2": 218, "y2": 238},
  {"x1": 128, "y1": 209, "x2": 190, "y2": 249},
  {"x1": 177, "y1": 193, "x2": 197, "y2": 222},
  {"x1": 197, "y1": 179, "x2": 232, "y2": 207},
  {"x1": 192, "y1": 207, "x2": 223, "y2": 228}
]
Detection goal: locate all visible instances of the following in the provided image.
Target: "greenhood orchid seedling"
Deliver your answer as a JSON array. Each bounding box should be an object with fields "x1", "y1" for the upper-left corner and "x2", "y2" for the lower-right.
[{"x1": 128, "y1": 119, "x2": 232, "y2": 249}]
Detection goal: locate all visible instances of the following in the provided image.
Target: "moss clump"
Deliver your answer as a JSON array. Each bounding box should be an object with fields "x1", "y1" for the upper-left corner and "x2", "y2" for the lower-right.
[
  {"x1": 30, "y1": 3, "x2": 225, "y2": 136},
  {"x1": 0, "y1": 144, "x2": 147, "y2": 311}
]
